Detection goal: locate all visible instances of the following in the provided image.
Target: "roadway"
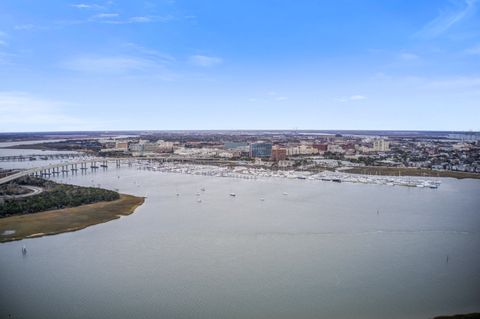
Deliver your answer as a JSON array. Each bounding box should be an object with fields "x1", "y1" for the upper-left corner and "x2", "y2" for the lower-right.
[
  {"x1": 1, "y1": 185, "x2": 44, "y2": 199},
  {"x1": 0, "y1": 155, "x2": 235, "y2": 186}
]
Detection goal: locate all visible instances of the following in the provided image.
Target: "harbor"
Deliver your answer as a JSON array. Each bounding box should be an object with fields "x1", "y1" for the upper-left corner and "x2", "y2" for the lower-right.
[{"x1": 136, "y1": 162, "x2": 442, "y2": 189}]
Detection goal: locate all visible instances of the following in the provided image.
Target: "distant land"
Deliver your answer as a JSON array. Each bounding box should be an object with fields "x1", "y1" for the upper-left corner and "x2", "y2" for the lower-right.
[{"x1": 1, "y1": 129, "x2": 479, "y2": 142}]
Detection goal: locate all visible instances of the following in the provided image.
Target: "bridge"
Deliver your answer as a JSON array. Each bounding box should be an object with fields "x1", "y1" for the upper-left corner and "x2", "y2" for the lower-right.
[
  {"x1": 0, "y1": 158, "x2": 129, "y2": 186},
  {"x1": 0, "y1": 155, "x2": 232, "y2": 186},
  {"x1": 0, "y1": 153, "x2": 85, "y2": 162}
]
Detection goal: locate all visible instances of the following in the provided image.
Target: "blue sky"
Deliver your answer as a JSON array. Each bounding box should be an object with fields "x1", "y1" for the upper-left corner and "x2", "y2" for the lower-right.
[{"x1": 0, "y1": 0, "x2": 479, "y2": 132}]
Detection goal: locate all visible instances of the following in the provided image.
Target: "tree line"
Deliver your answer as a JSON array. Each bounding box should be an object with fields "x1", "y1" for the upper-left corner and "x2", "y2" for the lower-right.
[{"x1": 0, "y1": 176, "x2": 119, "y2": 217}]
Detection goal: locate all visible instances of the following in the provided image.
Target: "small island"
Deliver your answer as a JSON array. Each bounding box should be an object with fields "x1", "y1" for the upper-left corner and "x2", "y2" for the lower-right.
[{"x1": 0, "y1": 176, "x2": 144, "y2": 243}]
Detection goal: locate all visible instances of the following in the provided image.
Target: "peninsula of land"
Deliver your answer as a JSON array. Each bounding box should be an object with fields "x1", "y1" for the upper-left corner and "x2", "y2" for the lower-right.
[
  {"x1": 0, "y1": 176, "x2": 144, "y2": 242},
  {"x1": 0, "y1": 194, "x2": 144, "y2": 242}
]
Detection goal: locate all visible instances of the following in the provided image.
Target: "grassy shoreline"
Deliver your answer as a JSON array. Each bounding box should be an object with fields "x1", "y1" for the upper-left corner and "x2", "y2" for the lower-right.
[
  {"x1": 342, "y1": 166, "x2": 480, "y2": 179},
  {"x1": 0, "y1": 194, "x2": 144, "y2": 243}
]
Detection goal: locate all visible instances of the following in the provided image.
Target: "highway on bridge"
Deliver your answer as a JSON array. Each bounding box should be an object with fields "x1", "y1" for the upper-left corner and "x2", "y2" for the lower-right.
[
  {"x1": 0, "y1": 156, "x2": 223, "y2": 186},
  {"x1": 0, "y1": 158, "x2": 116, "y2": 186}
]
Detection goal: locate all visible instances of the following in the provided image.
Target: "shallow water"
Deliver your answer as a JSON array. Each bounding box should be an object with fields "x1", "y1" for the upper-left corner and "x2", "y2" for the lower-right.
[{"x1": 1, "y1": 153, "x2": 479, "y2": 319}]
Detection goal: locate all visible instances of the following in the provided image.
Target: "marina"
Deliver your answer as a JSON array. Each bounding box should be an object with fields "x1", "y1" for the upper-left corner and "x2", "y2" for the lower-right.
[{"x1": 135, "y1": 162, "x2": 442, "y2": 189}]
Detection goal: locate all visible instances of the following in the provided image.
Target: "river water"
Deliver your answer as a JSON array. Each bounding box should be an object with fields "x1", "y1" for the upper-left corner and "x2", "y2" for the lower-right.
[{"x1": 0, "y1": 146, "x2": 479, "y2": 319}]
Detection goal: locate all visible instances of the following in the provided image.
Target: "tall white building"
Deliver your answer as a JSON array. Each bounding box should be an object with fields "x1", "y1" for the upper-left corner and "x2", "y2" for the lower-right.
[{"x1": 373, "y1": 139, "x2": 390, "y2": 152}]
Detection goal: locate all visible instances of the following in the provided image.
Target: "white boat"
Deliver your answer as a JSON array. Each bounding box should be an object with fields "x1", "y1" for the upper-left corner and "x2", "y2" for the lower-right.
[{"x1": 283, "y1": 192, "x2": 288, "y2": 195}]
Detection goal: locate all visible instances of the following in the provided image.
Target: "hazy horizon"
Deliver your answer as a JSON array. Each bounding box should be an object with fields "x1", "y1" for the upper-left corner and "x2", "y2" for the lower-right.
[{"x1": 1, "y1": 128, "x2": 480, "y2": 135}]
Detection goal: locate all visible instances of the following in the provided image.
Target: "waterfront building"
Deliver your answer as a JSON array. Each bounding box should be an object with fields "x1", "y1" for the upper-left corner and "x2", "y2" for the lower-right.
[
  {"x1": 298, "y1": 144, "x2": 318, "y2": 155},
  {"x1": 327, "y1": 144, "x2": 344, "y2": 153},
  {"x1": 129, "y1": 143, "x2": 144, "y2": 153},
  {"x1": 115, "y1": 141, "x2": 129, "y2": 150},
  {"x1": 313, "y1": 143, "x2": 328, "y2": 152},
  {"x1": 373, "y1": 139, "x2": 390, "y2": 152},
  {"x1": 271, "y1": 146, "x2": 287, "y2": 161},
  {"x1": 224, "y1": 142, "x2": 249, "y2": 151},
  {"x1": 286, "y1": 146, "x2": 300, "y2": 156},
  {"x1": 250, "y1": 142, "x2": 273, "y2": 158}
]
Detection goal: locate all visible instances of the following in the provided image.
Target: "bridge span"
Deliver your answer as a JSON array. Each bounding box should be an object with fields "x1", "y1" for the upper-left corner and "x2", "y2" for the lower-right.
[
  {"x1": 0, "y1": 153, "x2": 84, "y2": 162},
  {"x1": 0, "y1": 158, "x2": 129, "y2": 186},
  {"x1": 0, "y1": 155, "x2": 226, "y2": 185}
]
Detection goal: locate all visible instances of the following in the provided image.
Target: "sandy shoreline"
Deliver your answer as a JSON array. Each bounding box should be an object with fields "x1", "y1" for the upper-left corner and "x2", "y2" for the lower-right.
[{"x1": 0, "y1": 194, "x2": 145, "y2": 243}]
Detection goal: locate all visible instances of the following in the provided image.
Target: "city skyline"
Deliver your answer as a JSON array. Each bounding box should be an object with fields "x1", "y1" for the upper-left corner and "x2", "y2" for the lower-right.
[{"x1": 1, "y1": 0, "x2": 480, "y2": 132}]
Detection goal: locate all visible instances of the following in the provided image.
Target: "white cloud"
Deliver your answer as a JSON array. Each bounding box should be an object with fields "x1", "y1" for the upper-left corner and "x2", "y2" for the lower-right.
[
  {"x1": 93, "y1": 12, "x2": 120, "y2": 19},
  {"x1": 0, "y1": 32, "x2": 12, "y2": 64},
  {"x1": 59, "y1": 5, "x2": 172, "y2": 25},
  {"x1": 89, "y1": 13, "x2": 173, "y2": 24},
  {"x1": 249, "y1": 91, "x2": 289, "y2": 102},
  {"x1": 14, "y1": 24, "x2": 35, "y2": 30},
  {"x1": 188, "y1": 55, "x2": 223, "y2": 67},
  {"x1": 465, "y1": 45, "x2": 480, "y2": 55},
  {"x1": 119, "y1": 15, "x2": 174, "y2": 24},
  {"x1": 62, "y1": 56, "x2": 157, "y2": 73},
  {"x1": 71, "y1": 3, "x2": 105, "y2": 10},
  {"x1": 122, "y1": 42, "x2": 175, "y2": 62},
  {"x1": 350, "y1": 95, "x2": 367, "y2": 100},
  {"x1": 399, "y1": 52, "x2": 419, "y2": 61},
  {"x1": 129, "y1": 16, "x2": 153, "y2": 23},
  {"x1": 415, "y1": 0, "x2": 477, "y2": 38},
  {"x1": 0, "y1": 31, "x2": 8, "y2": 46},
  {"x1": 335, "y1": 95, "x2": 368, "y2": 102},
  {"x1": 0, "y1": 92, "x2": 97, "y2": 131}
]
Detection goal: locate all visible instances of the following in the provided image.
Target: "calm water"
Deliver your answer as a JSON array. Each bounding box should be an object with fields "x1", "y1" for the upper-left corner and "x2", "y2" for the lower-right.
[{"x1": 1, "y1": 150, "x2": 479, "y2": 319}]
